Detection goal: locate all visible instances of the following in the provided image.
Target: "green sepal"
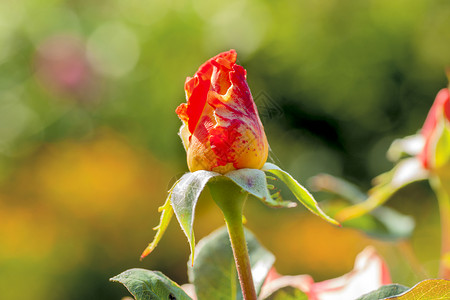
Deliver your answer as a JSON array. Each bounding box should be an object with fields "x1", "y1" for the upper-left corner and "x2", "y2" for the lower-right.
[
  {"x1": 162, "y1": 167, "x2": 298, "y2": 263},
  {"x1": 225, "y1": 168, "x2": 297, "y2": 208},
  {"x1": 149, "y1": 164, "x2": 336, "y2": 263},
  {"x1": 141, "y1": 196, "x2": 174, "y2": 260},
  {"x1": 262, "y1": 163, "x2": 339, "y2": 226},
  {"x1": 170, "y1": 170, "x2": 220, "y2": 264},
  {"x1": 110, "y1": 268, "x2": 192, "y2": 300}
]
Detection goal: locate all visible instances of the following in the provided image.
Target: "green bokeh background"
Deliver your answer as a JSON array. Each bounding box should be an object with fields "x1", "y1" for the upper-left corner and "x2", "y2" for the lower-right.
[{"x1": 0, "y1": 0, "x2": 449, "y2": 299}]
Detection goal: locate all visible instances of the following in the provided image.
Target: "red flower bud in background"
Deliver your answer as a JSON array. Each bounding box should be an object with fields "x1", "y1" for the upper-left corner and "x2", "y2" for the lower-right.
[
  {"x1": 176, "y1": 50, "x2": 269, "y2": 174},
  {"x1": 418, "y1": 88, "x2": 450, "y2": 173}
]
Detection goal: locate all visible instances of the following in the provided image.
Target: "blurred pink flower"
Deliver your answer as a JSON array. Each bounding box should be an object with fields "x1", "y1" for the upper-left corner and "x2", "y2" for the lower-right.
[
  {"x1": 259, "y1": 247, "x2": 391, "y2": 300},
  {"x1": 34, "y1": 34, "x2": 98, "y2": 102}
]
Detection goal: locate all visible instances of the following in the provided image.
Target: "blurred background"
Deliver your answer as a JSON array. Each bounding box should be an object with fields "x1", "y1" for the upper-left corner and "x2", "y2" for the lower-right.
[{"x1": 1, "y1": 0, "x2": 450, "y2": 299}]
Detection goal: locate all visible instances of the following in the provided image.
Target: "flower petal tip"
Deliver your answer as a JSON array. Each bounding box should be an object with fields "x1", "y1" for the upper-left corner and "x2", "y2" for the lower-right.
[{"x1": 177, "y1": 50, "x2": 268, "y2": 174}]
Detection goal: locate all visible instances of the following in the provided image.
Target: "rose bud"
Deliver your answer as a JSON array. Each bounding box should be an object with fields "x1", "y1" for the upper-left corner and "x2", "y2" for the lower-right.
[
  {"x1": 418, "y1": 87, "x2": 450, "y2": 175},
  {"x1": 176, "y1": 50, "x2": 269, "y2": 174}
]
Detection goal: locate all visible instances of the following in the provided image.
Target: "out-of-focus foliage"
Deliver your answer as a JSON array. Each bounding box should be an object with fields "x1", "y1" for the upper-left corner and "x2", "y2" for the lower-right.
[
  {"x1": 187, "y1": 227, "x2": 275, "y2": 300},
  {"x1": 1, "y1": 0, "x2": 449, "y2": 299}
]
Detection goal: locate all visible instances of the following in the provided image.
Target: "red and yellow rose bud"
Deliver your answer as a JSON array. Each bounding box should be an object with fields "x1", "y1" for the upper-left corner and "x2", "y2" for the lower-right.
[
  {"x1": 176, "y1": 50, "x2": 268, "y2": 174},
  {"x1": 418, "y1": 87, "x2": 450, "y2": 178}
]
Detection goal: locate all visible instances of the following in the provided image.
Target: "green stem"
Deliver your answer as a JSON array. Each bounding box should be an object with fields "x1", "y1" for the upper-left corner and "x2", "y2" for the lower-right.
[
  {"x1": 397, "y1": 240, "x2": 429, "y2": 280},
  {"x1": 209, "y1": 180, "x2": 257, "y2": 300},
  {"x1": 431, "y1": 176, "x2": 450, "y2": 279}
]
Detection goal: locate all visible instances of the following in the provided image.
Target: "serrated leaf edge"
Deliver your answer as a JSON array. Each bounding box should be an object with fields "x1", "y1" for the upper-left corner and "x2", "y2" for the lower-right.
[{"x1": 140, "y1": 180, "x2": 179, "y2": 260}]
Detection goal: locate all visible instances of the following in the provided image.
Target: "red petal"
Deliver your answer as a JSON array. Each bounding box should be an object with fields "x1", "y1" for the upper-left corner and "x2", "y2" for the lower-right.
[
  {"x1": 181, "y1": 50, "x2": 237, "y2": 135},
  {"x1": 444, "y1": 89, "x2": 450, "y2": 121},
  {"x1": 184, "y1": 76, "x2": 210, "y2": 134},
  {"x1": 421, "y1": 89, "x2": 449, "y2": 138},
  {"x1": 195, "y1": 49, "x2": 236, "y2": 82},
  {"x1": 419, "y1": 88, "x2": 450, "y2": 169},
  {"x1": 175, "y1": 103, "x2": 188, "y2": 123}
]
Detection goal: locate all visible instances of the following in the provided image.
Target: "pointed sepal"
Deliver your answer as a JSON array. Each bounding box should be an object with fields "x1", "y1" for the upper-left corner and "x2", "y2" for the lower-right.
[
  {"x1": 140, "y1": 196, "x2": 174, "y2": 260},
  {"x1": 170, "y1": 170, "x2": 221, "y2": 264},
  {"x1": 224, "y1": 168, "x2": 297, "y2": 208},
  {"x1": 262, "y1": 163, "x2": 339, "y2": 226}
]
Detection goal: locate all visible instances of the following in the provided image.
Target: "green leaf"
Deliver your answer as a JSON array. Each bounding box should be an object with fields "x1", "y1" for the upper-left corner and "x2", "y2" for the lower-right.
[
  {"x1": 170, "y1": 170, "x2": 220, "y2": 263},
  {"x1": 260, "y1": 286, "x2": 309, "y2": 300},
  {"x1": 309, "y1": 173, "x2": 368, "y2": 203},
  {"x1": 346, "y1": 206, "x2": 414, "y2": 240},
  {"x1": 262, "y1": 163, "x2": 339, "y2": 226},
  {"x1": 384, "y1": 279, "x2": 450, "y2": 299},
  {"x1": 225, "y1": 168, "x2": 296, "y2": 208},
  {"x1": 188, "y1": 227, "x2": 275, "y2": 300},
  {"x1": 110, "y1": 268, "x2": 192, "y2": 300},
  {"x1": 310, "y1": 174, "x2": 415, "y2": 240},
  {"x1": 355, "y1": 284, "x2": 409, "y2": 300},
  {"x1": 335, "y1": 158, "x2": 427, "y2": 222}
]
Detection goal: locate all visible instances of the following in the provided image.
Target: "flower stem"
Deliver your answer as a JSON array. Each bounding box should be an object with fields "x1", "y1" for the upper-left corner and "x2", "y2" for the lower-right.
[
  {"x1": 209, "y1": 180, "x2": 257, "y2": 300},
  {"x1": 431, "y1": 176, "x2": 450, "y2": 279}
]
